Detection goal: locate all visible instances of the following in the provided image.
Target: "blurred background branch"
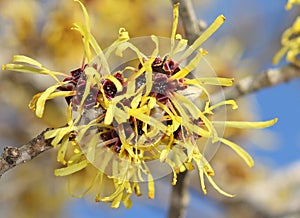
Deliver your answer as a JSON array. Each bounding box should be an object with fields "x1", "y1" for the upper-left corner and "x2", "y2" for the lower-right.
[
  {"x1": 218, "y1": 160, "x2": 300, "y2": 218},
  {"x1": 167, "y1": 171, "x2": 190, "y2": 218},
  {"x1": 211, "y1": 63, "x2": 300, "y2": 104}
]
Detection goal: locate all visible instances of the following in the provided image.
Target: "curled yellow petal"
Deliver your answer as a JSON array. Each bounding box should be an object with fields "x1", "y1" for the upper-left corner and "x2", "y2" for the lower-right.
[
  {"x1": 104, "y1": 28, "x2": 130, "y2": 59},
  {"x1": 106, "y1": 75, "x2": 123, "y2": 92},
  {"x1": 72, "y1": 22, "x2": 92, "y2": 62},
  {"x1": 219, "y1": 137, "x2": 254, "y2": 167},
  {"x1": 118, "y1": 28, "x2": 130, "y2": 41},
  {"x1": 205, "y1": 99, "x2": 238, "y2": 114},
  {"x1": 29, "y1": 89, "x2": 74, "y2": 115},
  {"x1": 35, "y1": 84, "x2": 64, "y2": 118},
  {"x1": 205, "y1": 171, "x2": 235, "y2": 197},
  {"x1": 173, "y1": 34, "x2": 188, "y2": 54},
  {"x1": 115, "y1": 41, "x2": 146, "y2": 64},
  {"x1": 273, "y1": 14, "x2": 300, "y2": 66}
]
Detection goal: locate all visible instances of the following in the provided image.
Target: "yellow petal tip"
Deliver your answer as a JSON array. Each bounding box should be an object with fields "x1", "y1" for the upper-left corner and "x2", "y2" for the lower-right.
[{"x1": 220, "y1": 14, "x2": 226, "y2": 21}]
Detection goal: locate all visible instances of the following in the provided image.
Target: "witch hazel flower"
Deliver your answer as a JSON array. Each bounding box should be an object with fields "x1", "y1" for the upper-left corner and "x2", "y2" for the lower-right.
[
  {"x1": 285, "y1": 0, "x2": 300, "y2": 10},
  {"x1": 2, "y1": 0, "x2": 277, "y2": 208},
  {"x1": 274, "y1": 0, "x2": 300, "y2": 65}
]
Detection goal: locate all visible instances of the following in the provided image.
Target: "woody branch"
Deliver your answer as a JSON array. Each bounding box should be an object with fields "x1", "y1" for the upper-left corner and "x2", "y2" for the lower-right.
[{"x1": 0, "y1": 128, "x2": 52, "y2": 177}]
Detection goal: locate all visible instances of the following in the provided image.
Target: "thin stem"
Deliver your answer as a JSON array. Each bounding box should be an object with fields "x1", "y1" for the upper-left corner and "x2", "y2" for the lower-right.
[
  {"x1": 211, "y1": 64, "x2": 300, "y2": 105},
  {"x1": 167, "y1": 171, "x2": 190, "y2": 218}
]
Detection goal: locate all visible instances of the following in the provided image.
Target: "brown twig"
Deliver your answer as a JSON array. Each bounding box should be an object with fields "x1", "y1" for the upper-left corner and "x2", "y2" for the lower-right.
[
  {"x1": 0, "y1": 128, "x2": 53, "y2": 178},
  {"x1": 211, "y1": 64, "x2": 300, "y2": 104}
]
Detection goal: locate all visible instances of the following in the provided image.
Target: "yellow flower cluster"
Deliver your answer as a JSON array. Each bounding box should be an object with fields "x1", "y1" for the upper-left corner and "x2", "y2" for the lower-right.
[
  {"x1": 286, "y1": 0, "x2": 300, "y2": 10},
  {"x1": 2, "y1": 1, "x2": 277, "y2": 208},
  {"x1": 273, "y1": 0, "x2": 300, "y2": 65}
]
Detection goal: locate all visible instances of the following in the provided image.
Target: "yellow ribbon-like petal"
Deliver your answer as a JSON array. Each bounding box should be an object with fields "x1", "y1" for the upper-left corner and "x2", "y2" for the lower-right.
[
  {"x1": 170, "y1": 3, "x2": 179, "y2": 58},
  {"x1": 219, "y1": 137, "x2": 254, "y2": 167},
  {"x1": 57, "y1": 135, "x2": 70, "y2": 165},
  {"x1": 54, "y1": 160, "x2": 88, "y2": 176},
  {"x1": 213, "y1": 118, "x2": 278, "y2": 129},
  {"x1": 205, "y1": 99, "x2": 238, "y2": 114},
  {"x1": 179, "y1": 14, "x2": 226, "y2": 62},
  {"x1": 73, "y1": 0, "x2": 110, "y2": 74},
  {"x1": 35, "y1": 83, "x2": 64, "y2": 118},
  {"x1": 171, "y1": 48, "x2": 207, "y2": 80},
  {"x1": 187, "y1": 77, "x2": 234, "y2": 86}
]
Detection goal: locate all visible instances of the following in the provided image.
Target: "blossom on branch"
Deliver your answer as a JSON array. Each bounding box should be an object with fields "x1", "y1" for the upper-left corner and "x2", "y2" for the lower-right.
[
  {"x1": 2, "y1": 0, "x2": 277, "y2": 208},
  {"x1": 274, "y1": 0, "x2": 300, "y2": 66}
]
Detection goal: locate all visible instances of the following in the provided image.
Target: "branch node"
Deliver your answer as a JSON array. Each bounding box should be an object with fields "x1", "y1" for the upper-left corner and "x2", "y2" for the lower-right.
[
  {"x1": 2, "y1": 146, "x2": 20, "y2": 165},
  {"x1": 0, "y1": 128, "x2": 54, "y2": 177}
]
